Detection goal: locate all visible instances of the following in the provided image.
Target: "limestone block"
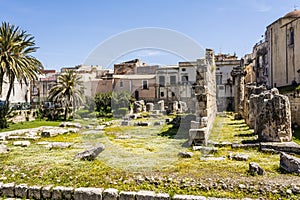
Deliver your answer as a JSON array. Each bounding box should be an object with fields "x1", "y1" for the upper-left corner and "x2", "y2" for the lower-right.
[
  {"x1": 52, "y1": 186, "x2": 74, "y2": 200},
  {"x1": 188, "y1": 128, "x2": 208, "y2": 146},
  {"x1": 280, "y1": 152, "x2": 300, "y2": 173},
  {"x1": 155, "y1": 193, "x2": 170, "y2": 200},
  {"x1": 28, "y1": 185, "x2": 42, "y2": 199},
  {"x1": 119, "y1": 191, "x2": 137, "y2": 200},
  {"x1": 136, "y1": 190, "x2": 156, "y2": 200},
  {"x1": 103, "y1": 188, "x2": 119, "y2": 200},
  {"x1": 75, "y1": 144, "x2": 105, "y2": 161},
  {"x1": 0, "y1": 144, "x2": 10, "y2": 154},
  {"x1": 74, "y1": 187, "x2": 103, "y2": 200},
  {"x1": 250, "y1": 90, "x2": 292, "y2": 142},
  {"x1": 15, "y1": 184, "x2": 28, "y2": 198},
  {"x1": 13, "y1": 141, "x2": 31, "y2": 147},
  {"x1": 173, "y1": 194, "x2": 206, "y2": 200},
  {"x1": 249, "y1": 162, "x2": 264, "y2": 176},
  {"x1": 190, "y1": 121, "x2": 200, "y2": 129},
  {"x1": 2, "y1": 183, "x2": 15, "y2": 198},
  {"x1": 41, "y1": 185, "x2": 53, "y2": 199}
]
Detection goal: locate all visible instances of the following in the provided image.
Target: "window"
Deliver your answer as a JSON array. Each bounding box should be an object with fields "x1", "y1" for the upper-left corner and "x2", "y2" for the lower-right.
[
  {"x1": 160, "y1": 92, "x2": 164, "y2": 97},
  {"x1": 142, "y1": 80, "x2": 148, "y2": 89},
  {"x1": 159, "y1": 76, "x2": 165, "y2": 86},
  {"x1": 172, "y1": 92, "x2": 175, "y2": 97},
  {"x1": 290, "y1": 28, "x2": 295, "y2": 45},
  {"x1": 181, "y1": 68, "x2": 186, "y2": 72},
  {"x1": 170, "y1": 76, "x2": 176, "y2": 85},
  {"x1": 181, "y1": 75, "x2": 189, "y2": 83},
  {"x1": 120, "y1": 80, "x2": 123, "y2": 88}
]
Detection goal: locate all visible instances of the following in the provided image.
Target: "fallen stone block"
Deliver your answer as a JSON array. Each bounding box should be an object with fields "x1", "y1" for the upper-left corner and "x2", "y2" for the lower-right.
[
  {"x1": 103, "y1": 188, "x2": 119, "y2": 200},
  {"x1": 229, "y1": 153, "x2": 249, "y2": 161},
  {"x1": 280, "y1": 152, "x2": 300, "y2": 173},
  {"x1": 15, "y1": 183, "x2": 28, "y2": 198},
  {"x1": 188, "y1": 128, "x2": 208, "y2": 146},
  {"x1": 249, "y1": 162, "x2": 264, "y2": 176},
  {"x1": 173, "y1": 194, "x2": 206, "y2": 200},
  {"x1": 119, "y1": 191, "x2": 137, "y2": 200},
  {"x1": 13, "y1": 141, "x2": 31, "y2": 147},
  {"x1": 28, "y1": 185, "x2": 42, "y2": 199},
  {"x1": 41, "y1": 185, "x2": 53, "y2": 199},
  {"x1": 47, "y1": 142, "x2": 73, "y2": 149},
  {"x1": 75, "y1": 144, "x2": 105, "y2": 161},
  {"x1": 193, "y1": 146, "x2": 218, "y2": 153},
  {"x1": 0, "y1": 144, "x2": 10, "y2": 154},
  {"x1": 178, "y1": 151, "x2": 193, "y2": 158},
  {"x1": 74, "y1": 187, "x2": 103, "y2": 200},
  {"x1": 2, "y1": 183, "x2": 15, "y2": 198},
  {"x1": 200, "y1": 156, "x2": 226, "y2": 161},
  {"x1": 136, "y1": 190, "x2": 156, "y2": 200}
]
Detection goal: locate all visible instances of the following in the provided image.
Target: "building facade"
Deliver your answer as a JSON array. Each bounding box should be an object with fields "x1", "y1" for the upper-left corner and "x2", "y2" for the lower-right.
[{"x1": 215, "y1": 53, "x2": 239, "y2": 112}]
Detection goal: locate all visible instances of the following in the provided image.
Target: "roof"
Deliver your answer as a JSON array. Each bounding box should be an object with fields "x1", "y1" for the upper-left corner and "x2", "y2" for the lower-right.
[
  {"x1": 113, "y1": 74, "x2": 156, "y2": 80},
  {"x1": 284, "y1": 10, "x2": 300, "y2": 18}
]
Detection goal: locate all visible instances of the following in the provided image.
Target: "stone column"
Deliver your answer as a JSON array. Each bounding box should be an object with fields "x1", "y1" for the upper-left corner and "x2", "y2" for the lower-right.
[{"x1": 231, "y1": 66, "x2": 246, "y2": 118}]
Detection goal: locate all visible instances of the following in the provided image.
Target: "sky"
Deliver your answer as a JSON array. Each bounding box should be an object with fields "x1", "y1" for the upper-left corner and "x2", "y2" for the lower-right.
[{"x1": 0, "y1": 0, "x2": 299, "y2": 70}]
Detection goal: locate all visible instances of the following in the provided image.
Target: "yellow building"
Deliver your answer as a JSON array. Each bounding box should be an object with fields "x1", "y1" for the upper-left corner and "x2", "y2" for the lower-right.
[{"x1": 266, "y1": 10, "x2": 300, "y2": 87}]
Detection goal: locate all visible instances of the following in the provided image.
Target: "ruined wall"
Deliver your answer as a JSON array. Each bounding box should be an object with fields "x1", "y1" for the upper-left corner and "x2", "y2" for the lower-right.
[
  {"x1": 188, "y1": 49, "x2": 217, "y2": 146},
  {"x1": 249, "y1": 88, "x2": 292, "y2": 142},
  {"x1": 284, "y1": 92, "x2": 300, "y2": 126},
  {"x1": 243, "y1": 85, "x2": 267, "y2": 128}
]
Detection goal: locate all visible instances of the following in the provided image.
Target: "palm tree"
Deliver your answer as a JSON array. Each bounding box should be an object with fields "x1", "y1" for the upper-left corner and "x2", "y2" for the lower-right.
[
  {"x1": 48, "y1": 70, "x2": 83, "y2": 120},
  {"x1": 0, "y1": 22, "x2": 43, "y2": 105}
]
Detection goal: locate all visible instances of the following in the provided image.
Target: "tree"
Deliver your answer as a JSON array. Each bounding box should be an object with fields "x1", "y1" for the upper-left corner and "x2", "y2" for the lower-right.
[
  {"x1": 95, "y1": 92, "x2": 112, "y2": 117},
  {"x1": 0, "y1": 22, "x2": 43, "y2": 128},
  {"x1": 48, "y1": 70, "x2": 83, "y2": 120},
  {"x1": 0, "y1": 22, "x2": 43, "y2": 105}
]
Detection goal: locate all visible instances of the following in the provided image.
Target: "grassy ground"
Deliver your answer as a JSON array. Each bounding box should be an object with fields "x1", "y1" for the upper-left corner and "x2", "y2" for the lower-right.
[
  {"x1": 0, "y1": 114, "x2": 300, "y2": 199},
  {"x1": 0, "y1": 120, "x2": 61, "y2": 132}
]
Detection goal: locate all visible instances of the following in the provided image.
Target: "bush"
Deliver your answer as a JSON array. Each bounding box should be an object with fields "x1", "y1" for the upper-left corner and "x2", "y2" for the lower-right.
[{"x1": 76, "y1": 109, "x2": 90, "y2": 118}]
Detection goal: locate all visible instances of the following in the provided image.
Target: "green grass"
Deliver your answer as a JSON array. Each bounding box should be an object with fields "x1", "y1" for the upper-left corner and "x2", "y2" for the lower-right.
[
  {"x1": 0, "y1": 120, "x2": 61, "y2": 132},
  {"x1": 0, "y1": 114, "x2": 299, "y2": 199}
]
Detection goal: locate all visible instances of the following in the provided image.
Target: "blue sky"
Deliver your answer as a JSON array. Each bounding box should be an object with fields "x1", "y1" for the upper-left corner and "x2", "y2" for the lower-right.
[{"x1": 0, "y1": 0, "x2": 298, "y2": 70}]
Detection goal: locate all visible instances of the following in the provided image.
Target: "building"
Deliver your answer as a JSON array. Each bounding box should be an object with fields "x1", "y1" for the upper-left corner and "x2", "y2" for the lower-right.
[
  {"x1": 251, "y1": 10, "x2": 300, "y2": 88},
  {"x1": 215, "y1": 53, "x2": 240, "y2": 111},
  {"x1": 31, "y1": 70, "x2": 59, "y2": 106},
  {"x1": 113, "y1": 64, "x2": 158, "y2": 101}
]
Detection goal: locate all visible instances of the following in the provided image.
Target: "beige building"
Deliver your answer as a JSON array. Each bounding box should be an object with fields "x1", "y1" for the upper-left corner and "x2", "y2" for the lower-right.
[{"x1": 255, "y1": 10, "x2": 300, "y2": 88}]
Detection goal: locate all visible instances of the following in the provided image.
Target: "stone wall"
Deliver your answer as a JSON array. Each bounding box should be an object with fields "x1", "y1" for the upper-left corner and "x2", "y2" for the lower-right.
[
  {"x1": 188, "y1": 49, "x2": 217, "y2": 146},
  {"x1": 284, "y1": 92, "x2": 300, "y2": 127}
]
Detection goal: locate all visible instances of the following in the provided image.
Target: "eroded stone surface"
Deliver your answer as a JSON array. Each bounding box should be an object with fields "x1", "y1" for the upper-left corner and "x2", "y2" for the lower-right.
[
  {"x1": 103, "y1": 188, "x2": 118, "y2": 200},
  {"x1": 74, "y1": 187, "x2": 103, "y2": 200},
  {"x1": 249, "y1": 162, "x2": 264, "y2": 176},
  {"x1": 280, "y1": 152, "x2": 300, "y2": 173},
  {"x1": 75, "y1": 144, "x2": 105, "y2": 161},
  {"x1": 249, "y1": 88, "x2": 291, "y2": 142}
]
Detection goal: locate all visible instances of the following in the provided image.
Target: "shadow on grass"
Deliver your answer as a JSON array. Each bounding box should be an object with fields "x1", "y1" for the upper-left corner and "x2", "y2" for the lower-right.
[
  {"x1": 241, "y1": 139, "x2": 259, "y2": 144},
  {"x1": 234, "y1": 132, "x2": 257, "y2": 138}
]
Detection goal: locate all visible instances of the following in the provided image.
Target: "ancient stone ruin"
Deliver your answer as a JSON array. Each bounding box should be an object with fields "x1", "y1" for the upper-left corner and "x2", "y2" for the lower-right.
[
  {"x1": 250, "y1": 88, "x2": 292, "y2": 142},
  {"x1": 188, "y1": 49, "x2": 217, "y2": 146}
]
